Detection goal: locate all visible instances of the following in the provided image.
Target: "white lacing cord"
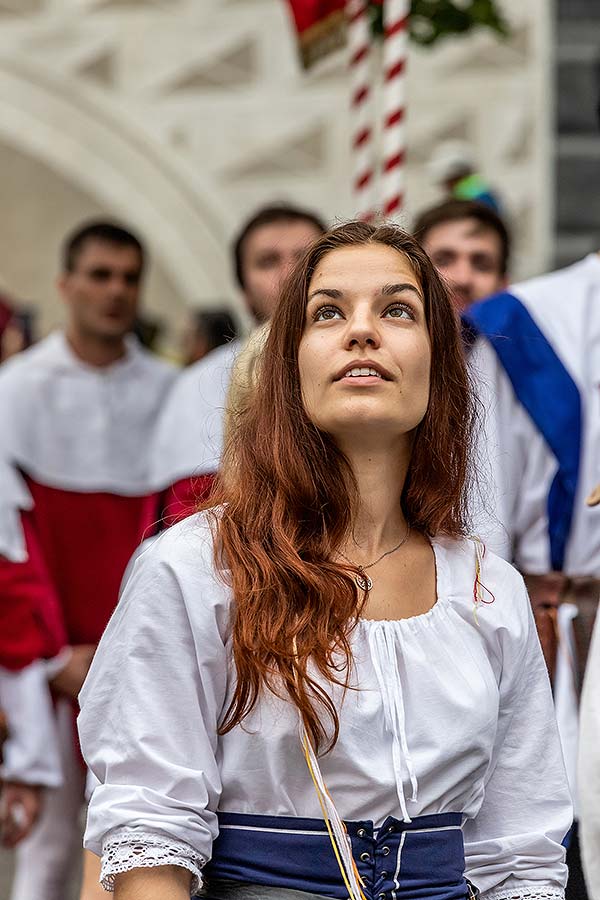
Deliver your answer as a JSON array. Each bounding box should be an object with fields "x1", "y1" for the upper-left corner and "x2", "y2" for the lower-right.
[
  {"x1": 292, "y1": 634, "x2": 366, "y2": 900},
  {"x1": 300, "y1": 720, "x2": 367, "y2": 900},
  {"x1": 367, "y1": 622, "x2": 418, "y2": 822}
]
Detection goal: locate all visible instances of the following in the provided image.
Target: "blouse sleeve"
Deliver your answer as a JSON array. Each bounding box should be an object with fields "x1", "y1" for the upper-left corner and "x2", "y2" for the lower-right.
[
  {"x1": 463, "y1": 561, "x2": 572, "y2": 900},
  {"x1": 0, "y1": 660, "x2": 62, "y2": 787},
  {"x1": 78, "y1": 515, "x2": 229, "y2": 893}
]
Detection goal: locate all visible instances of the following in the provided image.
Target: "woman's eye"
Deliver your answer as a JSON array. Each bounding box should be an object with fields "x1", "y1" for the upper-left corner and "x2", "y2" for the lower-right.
[
  {"x1": 384, "y1": 304, "x2": 413, "y2": 320},
  {"x1": 314, "y1": 306, "x2": 342, "y2": 321}
]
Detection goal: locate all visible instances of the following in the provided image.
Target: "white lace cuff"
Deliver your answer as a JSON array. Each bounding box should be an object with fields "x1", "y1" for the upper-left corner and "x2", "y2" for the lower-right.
[
  {"x1": 100, "y1": 828, "x2": 205, "y2": 894},
  {"x1": 482, "y1": 886, "x2": 564, "y2": 900}
]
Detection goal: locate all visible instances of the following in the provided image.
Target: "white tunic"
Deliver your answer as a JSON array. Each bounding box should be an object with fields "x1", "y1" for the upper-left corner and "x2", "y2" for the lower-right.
[
  {"x1": 0, "y1": 331, "x2": 176, "y2": 786},
  {"x1": 79, "y1": 513, "x2": 570, "y2": 899},
  {"x1": 150, "y1": 340, "x2": 241, "y2": 491},
  {"x1": 0, "y1": 661, "x2": 62, "y2": 787},
  {"x1": 0, "y1": 330, "x2": 176, "y2": 560},
  {"x1": 467, "y1": 254, "x2": 600, "y2": 808},
  {"x1": 470, "y1": 253, "x2": 600, "y2": 577}
]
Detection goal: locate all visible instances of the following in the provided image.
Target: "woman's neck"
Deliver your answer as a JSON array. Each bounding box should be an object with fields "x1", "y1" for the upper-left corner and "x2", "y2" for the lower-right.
[{"x1": 339, "y1": 434, "x2": 411, "y2": 559}]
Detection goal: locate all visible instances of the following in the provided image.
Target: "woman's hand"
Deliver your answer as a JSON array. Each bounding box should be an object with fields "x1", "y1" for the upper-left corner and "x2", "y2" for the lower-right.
[
  {"x1": 0, "y1": 781, "x2": 41, "y2": 847},
  {"x1": 114, "y1": 865, "x2": 192, "y2": 900}
]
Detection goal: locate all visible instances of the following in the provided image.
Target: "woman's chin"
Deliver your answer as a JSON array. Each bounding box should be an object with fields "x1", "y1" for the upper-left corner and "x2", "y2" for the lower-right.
[{"x1": 323, "y1": 414, "x2": 410, "y2": 443}]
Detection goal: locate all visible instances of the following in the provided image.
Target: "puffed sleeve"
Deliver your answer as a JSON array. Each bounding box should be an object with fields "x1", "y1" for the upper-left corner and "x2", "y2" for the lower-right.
[
  {"x1": 78, "y1": 513, "x2": 230, "y2": 893},
  {"x1": 463, "y1": 560, "x2": 571, "y2": 900}
]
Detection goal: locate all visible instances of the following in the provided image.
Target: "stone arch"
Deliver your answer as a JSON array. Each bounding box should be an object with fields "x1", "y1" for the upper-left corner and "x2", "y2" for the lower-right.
[{"x1": 0, "y1": 57, "x2": 233, "y2": 306}]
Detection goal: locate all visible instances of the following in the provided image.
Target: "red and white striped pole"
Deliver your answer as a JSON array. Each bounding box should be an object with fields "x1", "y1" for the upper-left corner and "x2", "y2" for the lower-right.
[
  {"x1": 346, "y1": 0, "x2": 376, "y2": 221},
  {"x1": 381, "y1": 0, "x2": 409, "y2": 218}
]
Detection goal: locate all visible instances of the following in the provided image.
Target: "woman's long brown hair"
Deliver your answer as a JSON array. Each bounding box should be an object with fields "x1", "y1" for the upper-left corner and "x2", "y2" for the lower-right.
[{"x1": 208, "y1": 222, "x2": 477, "y2": 752}]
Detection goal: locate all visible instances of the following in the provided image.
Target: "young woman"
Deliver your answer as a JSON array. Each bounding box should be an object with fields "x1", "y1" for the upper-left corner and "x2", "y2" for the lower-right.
[{"x1": 79, "y1": 223, "x2": 571, "y2": 900}]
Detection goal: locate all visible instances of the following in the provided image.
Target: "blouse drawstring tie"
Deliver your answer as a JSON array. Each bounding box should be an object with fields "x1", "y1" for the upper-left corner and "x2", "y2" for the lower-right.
[{"x1": 368, "y1": 622, "x2": 419, "y2": 823}]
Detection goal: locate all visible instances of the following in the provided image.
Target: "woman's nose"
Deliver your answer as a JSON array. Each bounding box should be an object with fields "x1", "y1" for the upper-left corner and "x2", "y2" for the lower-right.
[{"x1": 344, "y1": 310, "x2": 381, "y2": 348}]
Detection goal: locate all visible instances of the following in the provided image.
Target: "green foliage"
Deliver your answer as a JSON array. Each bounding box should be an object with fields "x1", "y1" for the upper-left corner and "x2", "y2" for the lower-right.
[{"x1": 369, "y1": 0, "x2": 509, "y2": 46}]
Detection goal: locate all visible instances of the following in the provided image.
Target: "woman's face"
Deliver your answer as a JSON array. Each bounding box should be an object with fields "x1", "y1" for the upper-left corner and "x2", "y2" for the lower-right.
[{"x1": 298, "y1": 243, "x2": 431, "y2": 445}]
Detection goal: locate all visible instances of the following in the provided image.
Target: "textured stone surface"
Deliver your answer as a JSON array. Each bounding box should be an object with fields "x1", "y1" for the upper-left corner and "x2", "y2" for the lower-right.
[{"x1": 0, "y1": 0, "x2": 552, "y2": 344}]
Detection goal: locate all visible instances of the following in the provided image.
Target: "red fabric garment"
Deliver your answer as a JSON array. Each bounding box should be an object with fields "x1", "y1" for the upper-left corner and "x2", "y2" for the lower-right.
[
  {"x1": 0, "y1": 512, "x2": 67, "y2": 670},
  {"x1": 161, "y1": 474, "x2": 215, "y2": 527},
  {"x1": 24, "y1": 477, "x2": 161, "y2": 645},
  {"x1": 0, "y1": 295, "x2": 14, "y2": 337}
]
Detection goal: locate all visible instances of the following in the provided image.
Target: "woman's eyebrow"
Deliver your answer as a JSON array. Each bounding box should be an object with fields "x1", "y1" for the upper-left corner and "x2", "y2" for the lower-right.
[
  {"x1": 381, "y1": 282, "x2": 423, "y2": 301},
  {"x1": 307, "y1": 288, "x2": 343, "y2": 301}
]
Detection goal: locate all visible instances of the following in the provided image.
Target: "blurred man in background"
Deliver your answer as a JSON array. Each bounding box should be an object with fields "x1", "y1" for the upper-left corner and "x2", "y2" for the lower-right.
[
  {"x1": 464, "y1": 249, "x2": 600, "y2": 900},
  {"x1": 417, "y1": 192, "x2": 596, "y2": 900},
  {"x1": 0, "y1": 221, "x2": 175, "y2": 900},
  {"x1": 413, "y1": 199, "x2": 509, "y2": 311},
  {"x1": 151, "y1": 202, "x2": 326, "y2": 522}
]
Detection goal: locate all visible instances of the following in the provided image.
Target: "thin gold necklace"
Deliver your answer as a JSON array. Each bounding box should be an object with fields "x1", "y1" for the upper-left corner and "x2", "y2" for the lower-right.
[{"x1": 337, "y1": 523, "x2": 411, "y2": 592}]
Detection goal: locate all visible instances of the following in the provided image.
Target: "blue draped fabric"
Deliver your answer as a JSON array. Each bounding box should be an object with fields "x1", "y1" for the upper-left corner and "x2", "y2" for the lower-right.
[{"x1": 464, "y1": 292, "x2": 582, "y2": 570}]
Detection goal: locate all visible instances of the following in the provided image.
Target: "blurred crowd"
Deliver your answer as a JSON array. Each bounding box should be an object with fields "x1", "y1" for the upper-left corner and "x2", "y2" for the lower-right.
[{"x1": 0, "y1": 137, "x2": 599, "y2": 900}]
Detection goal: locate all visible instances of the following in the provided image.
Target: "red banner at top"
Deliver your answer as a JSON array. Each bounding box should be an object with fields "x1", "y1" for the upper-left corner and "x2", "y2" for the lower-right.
[
  {"x1": 286, "y1": 1, "x2": 385, "y2": 68},
  {"x1": 287, "y1": 0, "x2": 344, "y2": 34},
  {"x1": 286, "y1": 0, "x2": 346, "y2": 68}
]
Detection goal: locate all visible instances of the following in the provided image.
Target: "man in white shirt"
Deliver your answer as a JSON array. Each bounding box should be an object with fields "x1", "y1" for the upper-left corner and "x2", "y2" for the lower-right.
[
  {"x1": 415, "y1": 198, "x2": 599, "y2": 897},
  {"x1": 151, "y1": 203, "x2": 327, "y2": 521},
  {"x1": 463, "y1": 255, "x2": 600, "y2": 900},
  {"x1": 0, "y1": 220, "x2": 176, "y2": 900}
]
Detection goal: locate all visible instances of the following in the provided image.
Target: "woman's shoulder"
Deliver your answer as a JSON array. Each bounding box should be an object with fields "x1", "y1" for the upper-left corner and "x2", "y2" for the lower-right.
[
  {"x1": 435, "y1": 533, "x2": 524, "y2": 589},
  {"x1": 145, "y1": 508, "x2": 221, "y2": 568},
  {"x1": 123, "y1": 508, "x2": 233, "y2": 625},
  {"x1": 433, "y1": 533, "x2": 530, "y2": 633}
]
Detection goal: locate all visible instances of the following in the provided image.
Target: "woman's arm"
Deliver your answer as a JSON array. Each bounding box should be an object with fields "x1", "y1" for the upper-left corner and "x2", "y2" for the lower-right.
[
  {"x1": 79, "y1": 850, "x2": 105, "y2": 900},
  {"x1": 114, "y1": 864, "x2": 191, "y2": 900},
  {"x1": 463, "y1": 565, "x2": 572, "y2": 900},
  {"x1": 78, "y1": 517, "x2": 228, "y2": 892}
]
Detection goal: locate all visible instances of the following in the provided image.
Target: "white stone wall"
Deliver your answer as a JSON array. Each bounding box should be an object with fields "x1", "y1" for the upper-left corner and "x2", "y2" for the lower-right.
[{"x1": 0, "y1": 0, "x2": 552, "y2": 345}]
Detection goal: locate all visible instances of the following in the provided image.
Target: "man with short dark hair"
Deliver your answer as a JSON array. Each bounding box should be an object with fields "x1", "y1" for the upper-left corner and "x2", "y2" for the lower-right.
[
  {"x1": 0, "y1": 220, "x2": 175, "y2": 899},
  {"x1": 62, "y1": 221, "x2": 144, "y2": 272},
  {"x1": 413, "y1": 199, "x2": 509, "y2": 310},
  {"x1": 233, "y1": 205, "x2": 327, "y2": 322},
  {"x1": 151, "y1": 203, "x2": 326, "y2": 520}
]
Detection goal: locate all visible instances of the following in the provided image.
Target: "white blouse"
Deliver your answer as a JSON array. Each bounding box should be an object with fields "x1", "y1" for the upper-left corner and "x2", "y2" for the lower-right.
[{"x1": 79, "y1": 513, "x2": 571, "y2": 899}]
